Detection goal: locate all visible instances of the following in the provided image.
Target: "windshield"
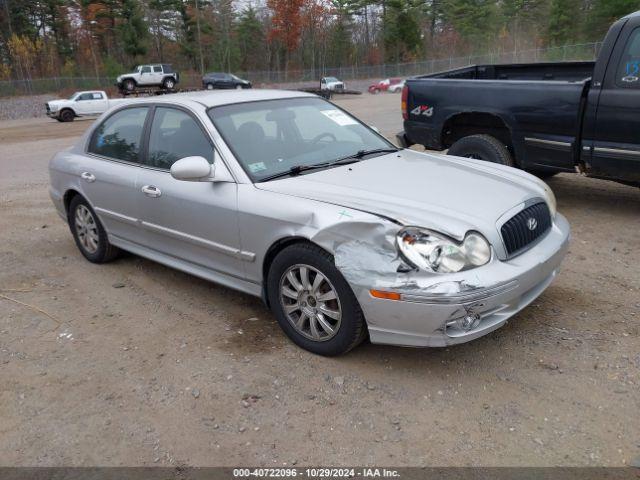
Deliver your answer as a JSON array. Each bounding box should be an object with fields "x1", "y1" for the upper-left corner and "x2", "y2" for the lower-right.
[
  {"x1": 68, "y1": 93, "x2": 78, "y2": 100},
  {"x1": 324, "y1": 77, "x2": 339, "y2": 82},
  {"x1": 208, "y1": 97, "x2": 393, "y2": 182}
]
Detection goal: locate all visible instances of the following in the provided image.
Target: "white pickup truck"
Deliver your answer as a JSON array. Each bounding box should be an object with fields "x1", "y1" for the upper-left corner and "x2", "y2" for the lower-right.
[{"x1": 46, "y1": 91, "x2": 126, "y2": 122}]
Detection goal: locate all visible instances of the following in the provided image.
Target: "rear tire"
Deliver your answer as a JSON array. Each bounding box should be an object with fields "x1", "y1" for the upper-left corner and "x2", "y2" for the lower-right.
[
  {"x1": 206, "y1": 83, "x2": 214, "y2": 90},
  {"x1": 68, "y1": 195, "x2": 119, "y2": 263},
  {"x1": 163, "y1": 77, "x2": 176, "y2": 90},
  {"x1": 447, "y1": 134, "x2": 514, "y2": 167},
  {"x1": 267, "y1": 243, "x2": 367, "y2": 356}
]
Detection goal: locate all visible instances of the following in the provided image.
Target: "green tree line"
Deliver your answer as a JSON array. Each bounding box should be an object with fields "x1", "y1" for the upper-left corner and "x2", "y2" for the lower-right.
[{"x1": 0, "y1": 0, "x2": 639, "y2": 82}]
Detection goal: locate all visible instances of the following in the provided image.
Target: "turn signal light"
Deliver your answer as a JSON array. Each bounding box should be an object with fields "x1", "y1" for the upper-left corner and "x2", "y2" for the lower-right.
[{"x1": 370, "y1": 290, "x2": 402, "y2": 301}]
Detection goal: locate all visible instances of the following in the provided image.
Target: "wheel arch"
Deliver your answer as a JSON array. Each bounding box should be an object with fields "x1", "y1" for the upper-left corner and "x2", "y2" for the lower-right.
[
  {"x1": 63, "y1": 189, "x2": 82, "y2": 215},
  {"x1": 442, "y1": 111, "x2": 516, "y2": 162},
  {"x1": 261, "y1": 236, "x2": 330, "y2": 306}
]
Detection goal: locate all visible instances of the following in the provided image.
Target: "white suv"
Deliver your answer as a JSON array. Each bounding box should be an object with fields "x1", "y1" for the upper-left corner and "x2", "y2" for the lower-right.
[{"x1": 116, "y1": 64, "x2": 179, "y2": 92}]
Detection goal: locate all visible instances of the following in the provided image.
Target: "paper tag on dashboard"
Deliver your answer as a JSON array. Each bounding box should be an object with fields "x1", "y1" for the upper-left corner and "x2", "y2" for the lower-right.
[{"x1": 321, "y1": 109, "x2": 358, "y2": 126}]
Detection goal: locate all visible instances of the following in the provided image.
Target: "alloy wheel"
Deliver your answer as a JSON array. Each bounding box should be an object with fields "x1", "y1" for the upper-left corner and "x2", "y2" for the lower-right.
[
  {"x1": 74, "y1": 204, "x2": 99, "y2": 254},
  {"x1": 279, "y1": 264, "x2": 342, "y2": 341}
]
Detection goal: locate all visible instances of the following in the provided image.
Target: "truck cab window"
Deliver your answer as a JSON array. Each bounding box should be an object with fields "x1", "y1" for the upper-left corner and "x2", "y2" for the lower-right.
[{"x1": 617, "y1": 28, "x2": 640, "y2": 87}]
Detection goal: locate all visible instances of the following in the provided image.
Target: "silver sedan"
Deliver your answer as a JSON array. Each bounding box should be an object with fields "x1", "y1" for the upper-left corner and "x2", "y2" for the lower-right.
[{"x1": 49, "y1": 90, "x2": 570, "y2": 355}]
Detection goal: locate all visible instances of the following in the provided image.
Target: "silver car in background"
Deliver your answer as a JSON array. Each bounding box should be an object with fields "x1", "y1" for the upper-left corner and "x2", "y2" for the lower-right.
[{"x1": 49, "y1": 90, "x2": 570, "y2": 356}]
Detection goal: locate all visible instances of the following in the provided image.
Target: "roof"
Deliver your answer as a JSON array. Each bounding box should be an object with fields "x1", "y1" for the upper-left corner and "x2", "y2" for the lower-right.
[{"x1": 145, "y1": 89, "x2": 317, "y2": 109}]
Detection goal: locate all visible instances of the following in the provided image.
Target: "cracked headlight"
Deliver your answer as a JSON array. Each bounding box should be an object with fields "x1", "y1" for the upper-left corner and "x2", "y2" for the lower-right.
[{"x1": 397, "y1": 227, "x2": 491, "y2": 273}]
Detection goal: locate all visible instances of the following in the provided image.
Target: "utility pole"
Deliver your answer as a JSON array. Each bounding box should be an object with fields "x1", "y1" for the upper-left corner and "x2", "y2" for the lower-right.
[{"x1": 194, "y1": 0, "x2": 205, "y2": 75}]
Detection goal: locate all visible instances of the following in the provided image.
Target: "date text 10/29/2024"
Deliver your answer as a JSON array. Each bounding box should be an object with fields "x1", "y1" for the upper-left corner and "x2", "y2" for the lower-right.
[{"x1": 233, "y1": 468, "x2": 401, "y2": 478}]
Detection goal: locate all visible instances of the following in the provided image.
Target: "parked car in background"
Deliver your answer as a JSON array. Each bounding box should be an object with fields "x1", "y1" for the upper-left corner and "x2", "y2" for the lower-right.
[
  {"x1": 45, "y1": 91, "x2": 126, "y2": 122},
  {"x1": 399, "y1": 10, "x2": 640, "y2": 186},
  {"x1": 49, "y1": 89, "x2": 568, "y2": 356},
  {"x1": 368, "y1": 78, "x2": 402, "y2": 94},
  {"x1": 388, "y1": 80, "x2": 405, "y2": 93},
  {"x1": 116, "y1": 64, "x2": 179, "y2": 93},
  {"x1": 202, "y1": 73, "x2": 252, "y2": 90},
  {"x1": 320, "y1": 77, "x2": 345, "y2": 91}
]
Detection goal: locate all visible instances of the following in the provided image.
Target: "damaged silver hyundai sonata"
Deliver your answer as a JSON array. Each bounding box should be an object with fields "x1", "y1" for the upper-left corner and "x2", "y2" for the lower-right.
[{"x1": 49, "y1": 90, "x2": 570, "y2": 355}]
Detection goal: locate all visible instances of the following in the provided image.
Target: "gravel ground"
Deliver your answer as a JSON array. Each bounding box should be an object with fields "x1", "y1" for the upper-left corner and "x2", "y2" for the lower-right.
[
  {"x1": 0, "y1": 94, "x2": 53, "y2": 121},
  {"x1": 0, "y1": 94, "x2": 638, "y2": 467}
]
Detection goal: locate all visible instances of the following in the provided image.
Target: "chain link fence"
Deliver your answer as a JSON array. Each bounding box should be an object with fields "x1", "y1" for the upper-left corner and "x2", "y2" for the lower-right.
[{"x1": 0, "y1": 42, "x2": 602, "y2": 97}]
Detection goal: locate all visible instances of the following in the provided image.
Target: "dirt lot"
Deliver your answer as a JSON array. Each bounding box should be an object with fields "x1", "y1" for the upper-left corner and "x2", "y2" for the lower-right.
[{"x1": 0, "y1": 93, "x2": 638, "y2": 467}]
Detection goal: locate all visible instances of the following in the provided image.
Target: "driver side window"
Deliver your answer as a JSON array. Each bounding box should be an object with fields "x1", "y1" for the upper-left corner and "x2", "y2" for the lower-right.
[
  {"x1": 146, "y1": 107, "x2": 214, "y2": 170},
  {"x1": 616, "y1": 28, "x2": 640, "y2": 88}
]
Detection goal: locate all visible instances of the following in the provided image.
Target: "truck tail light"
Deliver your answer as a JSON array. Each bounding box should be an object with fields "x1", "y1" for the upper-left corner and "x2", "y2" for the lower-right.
[{"x1": 401, "y1": 85, "x2": 408, "y2": 120}]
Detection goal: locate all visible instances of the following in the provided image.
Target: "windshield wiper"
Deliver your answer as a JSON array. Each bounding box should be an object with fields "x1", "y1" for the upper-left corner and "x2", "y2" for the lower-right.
[
  {"x1": 259, "y1": 163, "x2": 333, "y2": 182},
  {"x1": 258, "y1": 148, "x2": 398, "y2": 182},
  {"x1": 334, "y1": 147, "x2": 398, "y2": 164}
]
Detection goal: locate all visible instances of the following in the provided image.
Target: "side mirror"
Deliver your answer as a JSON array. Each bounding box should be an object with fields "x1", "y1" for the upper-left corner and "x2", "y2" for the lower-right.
[{"x1": 170, "y1": 156, "x2": 214, "y2": 182}]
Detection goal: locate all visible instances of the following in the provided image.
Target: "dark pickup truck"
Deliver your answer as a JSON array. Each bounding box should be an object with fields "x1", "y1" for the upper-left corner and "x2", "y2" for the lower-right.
[{"x1": 399, "y1": 11, "x2": 640, "y2": 186}]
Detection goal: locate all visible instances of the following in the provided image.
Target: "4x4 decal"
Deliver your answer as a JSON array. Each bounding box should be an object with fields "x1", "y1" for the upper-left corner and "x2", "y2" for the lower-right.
[{"x1": 411, "y1": 105, "x2": 434, "y2": 117}]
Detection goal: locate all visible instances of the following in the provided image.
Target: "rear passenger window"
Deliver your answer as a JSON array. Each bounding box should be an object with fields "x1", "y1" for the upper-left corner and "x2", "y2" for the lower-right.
[
  {"x1": 88, "y1": 107, "x2": 149, "y2": 163},
  {"x1": 153, "y1": 65, "x2": 163, "y2": 73},
  {"x1": 146, "y1": 107, "x2": 214, "y2": 169},
  {"x1": 616, "y1": 28, "x2": 640, "y2": 88}
]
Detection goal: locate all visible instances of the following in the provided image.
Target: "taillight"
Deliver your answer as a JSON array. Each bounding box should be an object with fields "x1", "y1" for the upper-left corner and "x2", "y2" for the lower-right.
[{"x1": 401, "y1": 85, "x2": 408, "y2": 120}]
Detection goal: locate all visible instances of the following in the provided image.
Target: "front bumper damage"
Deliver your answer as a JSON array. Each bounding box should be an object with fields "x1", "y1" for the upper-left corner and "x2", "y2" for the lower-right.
[{"x1": 330, "y1": 214, "x2": 570, "y2": 347}]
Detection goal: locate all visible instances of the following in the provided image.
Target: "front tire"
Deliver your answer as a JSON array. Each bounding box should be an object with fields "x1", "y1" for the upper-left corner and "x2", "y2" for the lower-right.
[
  {"x1": 68, "y1": 195, "x2": 119, "y2": 263},
  {"x1": 59, "y1": 109, "x2": 75, "y2": 122},
  {"x1": 447, "y1": 134, "x2": 514, "y2": 167},
  {"x1": 123, "y1": 78, "x2": 136, "y2": 92},
  {"x1": 206, "y1": 83, "x2": 214, "y2": 90},
  {"x1": 267, "y1": 243, "x2": 367, "y2": 356}
]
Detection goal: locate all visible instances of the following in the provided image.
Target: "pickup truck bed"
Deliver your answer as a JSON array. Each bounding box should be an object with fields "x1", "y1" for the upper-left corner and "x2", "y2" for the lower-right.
[
  {"x1": 425, "y1": 61, "x2": 595, "y2": 81},
  {"x1": 400, "y1": 11, "x2": 640, "y2": 186}
]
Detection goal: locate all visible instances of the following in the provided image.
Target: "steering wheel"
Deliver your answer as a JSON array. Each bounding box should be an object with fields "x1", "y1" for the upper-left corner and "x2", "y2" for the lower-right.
[{"x1": 311, "y1": 132, "x2": 337, "y2": 145}]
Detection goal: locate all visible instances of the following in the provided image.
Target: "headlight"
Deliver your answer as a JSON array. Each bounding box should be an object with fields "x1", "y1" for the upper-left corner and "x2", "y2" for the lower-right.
[
  {"x1": 542, "y1": 184, "x2": 557, "y2": 218},
  {"x1": 397, "y1": 227, "x2": 491, "y2": 273}
]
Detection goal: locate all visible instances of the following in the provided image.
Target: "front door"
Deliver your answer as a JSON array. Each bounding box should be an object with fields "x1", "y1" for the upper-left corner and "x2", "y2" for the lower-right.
[
  {"x1": 589, "y1": 22, "x2": 640, "y2": 183},
  {"x1": 83, "y1": 106, "x2": 150, "y2": 244},
  {"x1": 135, "y1": 106, "x2": 244, "y2": 280}
]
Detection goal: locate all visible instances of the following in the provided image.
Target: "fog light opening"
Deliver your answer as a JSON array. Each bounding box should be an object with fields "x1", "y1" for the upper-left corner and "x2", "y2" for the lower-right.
[{"x1": 456, "y1": 310, "x2": 482, "y2": 331}]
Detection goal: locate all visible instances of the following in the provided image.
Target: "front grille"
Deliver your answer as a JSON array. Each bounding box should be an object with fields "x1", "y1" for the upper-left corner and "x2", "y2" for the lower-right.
[{"x1": 501, "y1": 202, "x2": 552, "y2": 257}]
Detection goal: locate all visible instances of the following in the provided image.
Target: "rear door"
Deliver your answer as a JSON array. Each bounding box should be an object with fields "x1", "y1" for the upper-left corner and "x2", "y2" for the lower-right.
[
  {"x1": 589, "y1": 19, "x2": 640, "y2": 183},
  {"x1": 152, "y1": 65, "x2": 164, "y2": 85},
  {"x1": 83, "y1": 106, "x2": 150, "y2": 244},
  {"x1": 134, "y1": 105, "x2": 244, "y2": 280}
]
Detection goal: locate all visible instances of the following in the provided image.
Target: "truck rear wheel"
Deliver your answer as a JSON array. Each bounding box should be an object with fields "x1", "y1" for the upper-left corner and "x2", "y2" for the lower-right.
[
  {"x1": 163, "y1": 77, "x2": 176, "y2": 90},
  {"x1": 447, "y1": 134, "x2": 514, "y2": 167}
]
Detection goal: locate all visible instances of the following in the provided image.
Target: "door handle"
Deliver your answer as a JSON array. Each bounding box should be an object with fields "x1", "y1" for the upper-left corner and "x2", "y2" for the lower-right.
[
  {"x1": 141, "y1": 185, "x2": 161, "y2": 198},
  {"x1": 80, "y1": 172, "x2": 96, "y2": 183}
]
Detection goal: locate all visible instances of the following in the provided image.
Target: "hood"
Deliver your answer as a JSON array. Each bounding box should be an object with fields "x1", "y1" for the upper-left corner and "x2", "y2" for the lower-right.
[
  {"x1": 256, "y1": 149, "x2": 550, "y2": 242},
  {"x1": 47, "y1": 99, "x2": 67, "y2": 108}
]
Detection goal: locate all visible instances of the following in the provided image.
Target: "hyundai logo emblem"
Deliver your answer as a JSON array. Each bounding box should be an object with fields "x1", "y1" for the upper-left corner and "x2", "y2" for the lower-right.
[{"x1": 527, "y1": 217, "x2": 538, "y2": 231}]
